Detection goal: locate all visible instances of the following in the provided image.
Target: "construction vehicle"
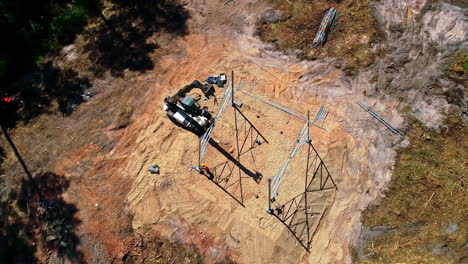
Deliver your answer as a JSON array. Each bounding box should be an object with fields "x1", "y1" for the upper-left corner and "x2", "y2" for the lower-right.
[{"x1": 163, "y1": 74, "x2": 227, "y2": 135}]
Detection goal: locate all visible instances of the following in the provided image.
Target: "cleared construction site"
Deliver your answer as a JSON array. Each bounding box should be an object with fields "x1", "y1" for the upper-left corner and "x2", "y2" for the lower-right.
[
  {"x1": 167, "y1": 71, "x2": 339, "y2": 252},
  {"x1": 1, "y1": 0, "x2": 466, "y2": 263}
]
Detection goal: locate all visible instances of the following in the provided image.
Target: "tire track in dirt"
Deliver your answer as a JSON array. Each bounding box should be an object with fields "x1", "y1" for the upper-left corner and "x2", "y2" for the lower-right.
[{"x1": 104, "y1": 1, "x2": 410, "y2": 263}]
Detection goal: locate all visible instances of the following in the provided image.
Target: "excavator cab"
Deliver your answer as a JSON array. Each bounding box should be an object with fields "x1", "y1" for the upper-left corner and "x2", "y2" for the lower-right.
[
  {"x1": 163, "y1": 74, "x2": 225, "y2": 135},
  {"x1": 180, "y1": 94, "x2": 201, "y2": 114}
]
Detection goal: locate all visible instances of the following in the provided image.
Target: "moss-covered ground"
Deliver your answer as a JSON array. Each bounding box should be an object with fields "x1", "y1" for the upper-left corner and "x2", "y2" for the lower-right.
[
  {"x1": 257, "y1": 0, "x2": 381, "y2": 73},
  {"x1": 360, "y1": 115, "x2": 467, "y2": 263}
]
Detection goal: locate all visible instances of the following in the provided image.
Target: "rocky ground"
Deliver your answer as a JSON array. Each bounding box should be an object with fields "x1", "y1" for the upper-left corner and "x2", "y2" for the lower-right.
[{"x1": 0, "y1": 0, "x2": 466, "y2": 263}]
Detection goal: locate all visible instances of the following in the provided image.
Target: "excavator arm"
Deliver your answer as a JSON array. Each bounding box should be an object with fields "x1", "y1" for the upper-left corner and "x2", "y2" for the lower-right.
[{"x1": 165, "y1": 80, "x2": 215, "y2": 105}]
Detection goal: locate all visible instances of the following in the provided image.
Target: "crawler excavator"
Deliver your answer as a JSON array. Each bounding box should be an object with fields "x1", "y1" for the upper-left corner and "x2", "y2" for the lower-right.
[{"x1": 163, "y1": 74, "x2": 227, "y2": 135}]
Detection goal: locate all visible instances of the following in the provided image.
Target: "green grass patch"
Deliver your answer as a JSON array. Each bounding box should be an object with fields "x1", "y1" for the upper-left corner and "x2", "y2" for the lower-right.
[
  {"x1": 360, "y1": 115, "x2": 468, "y2": 263},
  {"x1": 449, "y1": 52, "x2": 468, "y2": 75}
]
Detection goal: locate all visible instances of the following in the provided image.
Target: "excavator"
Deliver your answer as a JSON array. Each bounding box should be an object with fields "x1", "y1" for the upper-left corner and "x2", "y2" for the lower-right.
[{"x1": 163, "y1": 74, "x2": 227, "y2": 135}]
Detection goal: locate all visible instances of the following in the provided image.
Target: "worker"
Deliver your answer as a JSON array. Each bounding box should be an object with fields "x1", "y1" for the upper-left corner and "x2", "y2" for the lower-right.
[
  {"x1": 200, "y1": 163, "x2": 210, "y2": 173},
  {"x1": 194, "y1": 163, "x2": 214, "y2": 179}
]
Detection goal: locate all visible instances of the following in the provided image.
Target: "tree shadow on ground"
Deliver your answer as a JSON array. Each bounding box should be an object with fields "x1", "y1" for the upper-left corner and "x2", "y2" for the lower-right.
[
  {"x1": 84, "y1": 0, "x2": 190, "y2": 77},
  {"x1": 20, "y1": 63, "x2": 92, "y2": 116},
  {"x1": 1, "y1": 0, "x2": 190, "y2": 128},
  {"x1": 0, "y1": 172, "x2": 83, "y2": 263},
  {"x1": 0, "y1": 199, "x2": 37, "y2": 264},
  {"x1": 1, "y1": 62, "x2": 92, "y2": 128}
]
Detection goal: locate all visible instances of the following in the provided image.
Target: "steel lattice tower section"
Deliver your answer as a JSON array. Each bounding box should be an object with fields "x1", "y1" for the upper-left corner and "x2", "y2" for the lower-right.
[
  {"x1": 267, "y1": 111, "x2": 337, "y2": 251},
  {"x1": 197, "y1": 71, "x2": 268, "y2": 205}
]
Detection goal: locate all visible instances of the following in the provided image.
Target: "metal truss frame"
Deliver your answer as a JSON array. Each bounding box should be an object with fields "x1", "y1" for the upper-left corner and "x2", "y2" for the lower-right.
[
  {"x1": 267, "y1": 111, "x2": 337, "y2": 251},
  {"x1": 197, "y1": 71, "x2": 267, "y2": 205}
]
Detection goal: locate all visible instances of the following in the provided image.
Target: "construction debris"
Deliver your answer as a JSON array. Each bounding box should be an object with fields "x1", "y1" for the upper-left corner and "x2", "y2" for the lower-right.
[
  {"x1": 356, "y1": 102, "x2": 405, "y2": 137},
  {"x1": 314, "y1": 104, "x2": 329, "y2": 123},
  {"x1": 149, "y1": 164, "x2": 160, "y2": 174},
  {"x1": 81, "y1": 89, "x2": 95, "y2": 100},
  {"x1": 312, "y1": 7, "x2": 338, "y2": 47},
  {"x1": 205, "y1": 74, "x2": 227, "y2": 88}
]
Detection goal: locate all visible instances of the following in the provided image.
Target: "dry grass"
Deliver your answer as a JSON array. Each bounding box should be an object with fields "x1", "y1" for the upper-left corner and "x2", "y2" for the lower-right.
[
  {"x1": 122, "y1": 234, "x2": 205, "y2": 264},
  {"x1": 257, "y1": 0, "x2": 380, "y2": 74},
  {"x1": 360, "y1": 115, "x2": 468, "y2": 263}
]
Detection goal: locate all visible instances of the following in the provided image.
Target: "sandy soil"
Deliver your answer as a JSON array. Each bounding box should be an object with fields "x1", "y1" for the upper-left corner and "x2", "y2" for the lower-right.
[{"x1": 112, "y1": 0, "x2": 408, "y2": 262}]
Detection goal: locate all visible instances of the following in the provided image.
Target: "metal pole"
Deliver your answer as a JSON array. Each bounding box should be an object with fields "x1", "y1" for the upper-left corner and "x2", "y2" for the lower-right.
[
  {"x1": 234, "y1": 108, "x2": 244, "y2": 204},
  {"x1": 308, "y1": 142, "x2": 337, "y2": 190},
  {"x1": 242, "y1": 91, "x2": 326, "y2": 130},
  {"x1": 323, "y1": 160, "x2": 338, "y2": 190},
  {"x1": 233, "y1": 74, "x2": 243, "y2": 204},
  {"x1": 304, "y1": 110, "x2": 311, "y2": 247},
  {"x1": 231, "y1": 70, "x2": 234, "y2": 106},
  {"x1": 198, "y1": 136, "x2": 202, "y2": 166},
  {"x1": 356, "y1": 102, "x2": 405, "y2": 137},
  {"x1": 271, "y1": 101, "x2": 305, "y2": 114},
  {"x1": 267, "y1": 178, "x2": 273, "y2": 214},
  {"x1": 233, "y1": 105, "x2": 269, "y2": 143}
]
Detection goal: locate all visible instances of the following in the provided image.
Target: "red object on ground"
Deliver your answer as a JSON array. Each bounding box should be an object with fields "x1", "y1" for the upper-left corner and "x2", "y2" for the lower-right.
[{"x1": 1, "y1": 97, "x2": 13, "y2": 103}]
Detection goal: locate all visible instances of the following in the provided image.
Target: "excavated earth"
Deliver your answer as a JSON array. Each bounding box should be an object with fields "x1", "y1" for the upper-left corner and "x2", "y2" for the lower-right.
[{"x1": 2, "y1": 0, "x2": 466, "y2": 263}]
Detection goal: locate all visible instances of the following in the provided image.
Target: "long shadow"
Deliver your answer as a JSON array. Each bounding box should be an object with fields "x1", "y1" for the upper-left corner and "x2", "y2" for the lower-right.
[
  {"x1": 1, "y1": 123, "x2": 35, "y2": 184},
  {"x1": 203, "y1": 138, "x2": 263, "y2": 206},
  {"x1": 84, "y1": 0, "x2": 190, "y2": 77},
  {"x1": 19, "y1": 172, "x2": 83, "y2": 262},
  {"x1": 209, "y1": 138, "x2": 258, "y2": 179},
  {"x1": 0, "y1": 123, "x2": 83, "y2": 262},
  {"x1": 0, "y1": 124, "x2": 37, "y2": 263},
  {"x1": 232, "y1": 105, "x2": 268, "y2": 183}
]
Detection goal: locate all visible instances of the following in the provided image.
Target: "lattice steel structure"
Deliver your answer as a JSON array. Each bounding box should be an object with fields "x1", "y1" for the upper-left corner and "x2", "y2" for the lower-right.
[
  {"x1": 199, "y1": 76, "x2": 232, "y2": 165},
  {"x1": 197, "y1": 71, "x2": 267, "y2": 205},
  {"x1": 267, "y1": 112, "x2": 337, "y2": 251}
]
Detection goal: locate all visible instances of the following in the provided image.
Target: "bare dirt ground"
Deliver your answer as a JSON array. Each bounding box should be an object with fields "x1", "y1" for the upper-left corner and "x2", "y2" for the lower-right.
[
  {"x1": 1, "y1": 0, "x2": 465, "y2": 263},
  {"x1": 117, "y1": 0, "x2": 407, "y2": 263}
]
